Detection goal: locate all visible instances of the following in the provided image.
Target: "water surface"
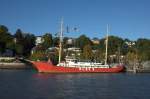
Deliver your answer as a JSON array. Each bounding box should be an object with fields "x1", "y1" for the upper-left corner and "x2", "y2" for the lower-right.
[{"x1": 0, "y1": 70, "x2": 150, "y2": 99}]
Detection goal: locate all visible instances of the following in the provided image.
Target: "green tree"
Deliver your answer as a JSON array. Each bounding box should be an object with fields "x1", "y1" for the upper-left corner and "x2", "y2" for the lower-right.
[
  {"x1": 6, "y1": 41, "x2": 16, "y2": 55},
  {"x1": 42, "y1": 33, "x2": 53, "y2": 49},
  {"x1": 99, "y1": 36, "x2": 124, "y2": 55},
  {"x1": 14, "y1": 29, "x2": 24, "y2": 55},
  {"x1": 14, "y1": 29, "x2": 36, "y2": 57},
  {"x1": 126, "y1": 51, "x2": 137, "y2": 69},
  {"x1": 15, "y1": 44, "x2": 24, "y2": 55},
  {"x1": 91, "y1": 37, "x2": 100, "y2": 50},
  {"x1": 53, "y1": 37, "x2": 59, "y2": 47},
  {"x1": 23, "y1": 33, "x2": 36, "y2": 57},
  {"x1": 82, "y1": 44, "x2": 94, "y2": 60},
  {"x1": 75, "y1": 35, "x2": 92, "y2": 50},
  {"x1": 14, "y1": 29, "x2": 23, "y2": 41},
  {"x1": 0, "y1": 25, "x2": 13, "y2": 53},
  {"x1": 94, "y1": 49, "x2": 104, "y2": 62},
  {"x1": 0, "y1": 25, "x2": 8, "y2": 33},
  {"x1": 108, "y1": 36, "x2": 124, "y2": 55},
  {"x1": 136, "y1": 38, "x2": 150, "y2": 61}
]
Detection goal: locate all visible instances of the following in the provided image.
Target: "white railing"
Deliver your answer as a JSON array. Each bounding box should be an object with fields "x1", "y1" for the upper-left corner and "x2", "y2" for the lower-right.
[
  {"x1": 0, "y1": 57, "x2": 15, "y2": 60},
  {"x1": 58, "y1": 61, "x2": 109, "y2": 68}
]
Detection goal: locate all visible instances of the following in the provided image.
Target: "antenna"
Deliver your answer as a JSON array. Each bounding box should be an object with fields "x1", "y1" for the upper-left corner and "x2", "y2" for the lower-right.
[
  {"x1": 105, "y1": 24, "x2": 109, "y2": 65},
  {"x1": 58, "y1": 18, "x2": 63, "y2": 64}
]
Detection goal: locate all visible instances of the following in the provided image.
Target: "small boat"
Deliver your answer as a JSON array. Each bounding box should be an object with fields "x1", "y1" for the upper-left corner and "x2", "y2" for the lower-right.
[{"x1": 32, "y1": 19, "x2": 124, "y2": 73}]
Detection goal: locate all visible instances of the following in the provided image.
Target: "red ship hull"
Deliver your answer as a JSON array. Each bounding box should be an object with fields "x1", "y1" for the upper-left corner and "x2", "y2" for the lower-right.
[{"x1": 31, "y1": 61, "x2": 124, "y2": 73}]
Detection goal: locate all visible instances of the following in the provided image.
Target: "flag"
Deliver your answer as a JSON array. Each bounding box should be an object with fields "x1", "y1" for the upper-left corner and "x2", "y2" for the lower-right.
[
  {"x1": 66, "y1": 26, "x2": 69, "y2": 33},
  {"x1": 73, "y1": 27, "x2": 79, "y2": 32},
  {"x1": 66, "y1": 26, "x2": 79, "y2": 33}
]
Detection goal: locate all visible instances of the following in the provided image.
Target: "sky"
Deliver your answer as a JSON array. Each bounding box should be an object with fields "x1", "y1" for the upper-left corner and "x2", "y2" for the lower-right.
[{"x1": 0, "y1": 0, "x2": 150, "y2": 40}]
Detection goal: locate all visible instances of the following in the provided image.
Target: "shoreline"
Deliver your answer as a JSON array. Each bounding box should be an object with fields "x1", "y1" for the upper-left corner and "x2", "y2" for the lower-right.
[
  {"x1": 0, "y1": 62, "x2": 32, "y2": 69},
  {"x1": 0, "y1": 62, "x2": 150, "y2": 73},
  {"x1": 126, "y1": 69, "x2": 150, "y2": 73}
]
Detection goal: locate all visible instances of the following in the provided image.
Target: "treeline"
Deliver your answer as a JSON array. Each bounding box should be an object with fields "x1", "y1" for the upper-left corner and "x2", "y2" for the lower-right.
[
  {"x1": 0, "y1": 25, "x2": 150, "y2": 63},
  {"x1": 0, "y1": 25, "x2": 35, "y2": 57},
  {"x1": 69, "y1": 35, "x2": 150, "y2": 62}
]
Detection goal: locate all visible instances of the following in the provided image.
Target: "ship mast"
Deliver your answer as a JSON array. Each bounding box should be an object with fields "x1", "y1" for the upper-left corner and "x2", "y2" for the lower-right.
[
  {"x1": 105, "y1": 24, "x2": 109, "y2": 65},
  {"x1": 58, "y1": 18, "x2": 63, "y2": 64}
]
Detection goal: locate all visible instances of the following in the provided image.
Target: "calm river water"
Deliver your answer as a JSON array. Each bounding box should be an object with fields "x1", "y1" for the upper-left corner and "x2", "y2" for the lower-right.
[{"x1": 0, "y1": 69, "x2": 150, "y2": 99}]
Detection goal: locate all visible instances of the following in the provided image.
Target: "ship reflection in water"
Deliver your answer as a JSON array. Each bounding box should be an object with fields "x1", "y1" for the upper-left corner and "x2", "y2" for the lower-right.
[{"x1": 0, "y1": 70, "x2": 150, "y2": 99}]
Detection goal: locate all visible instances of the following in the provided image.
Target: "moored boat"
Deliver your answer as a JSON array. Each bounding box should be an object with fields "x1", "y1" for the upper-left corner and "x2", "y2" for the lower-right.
[
  {"x1": 32, "y1": 19, "x2": 124, "y2": 73},
  {"x1": 31, "y1": 57, "x2": 124, "y2": 73}
]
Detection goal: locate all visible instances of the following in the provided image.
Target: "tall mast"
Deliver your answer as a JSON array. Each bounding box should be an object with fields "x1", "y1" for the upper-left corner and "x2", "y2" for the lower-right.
[
  {"x1": 58, "y1": 18, "x2": 63, "y2": 64},
  {"x1": 105, "y1": 24, "x2": 109, "y2": 65}
]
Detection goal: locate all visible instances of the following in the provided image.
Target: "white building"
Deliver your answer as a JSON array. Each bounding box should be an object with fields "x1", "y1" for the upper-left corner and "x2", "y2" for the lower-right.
[
  {"x1": 125, "y1": 41, "x2": 135, "y2": 47},
  {"x1": 35, "y1": 36, "x2": 43, "y2": 45},
  {"x1": 67, "y1": 47, "x2": 81, "y2": 52}
]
